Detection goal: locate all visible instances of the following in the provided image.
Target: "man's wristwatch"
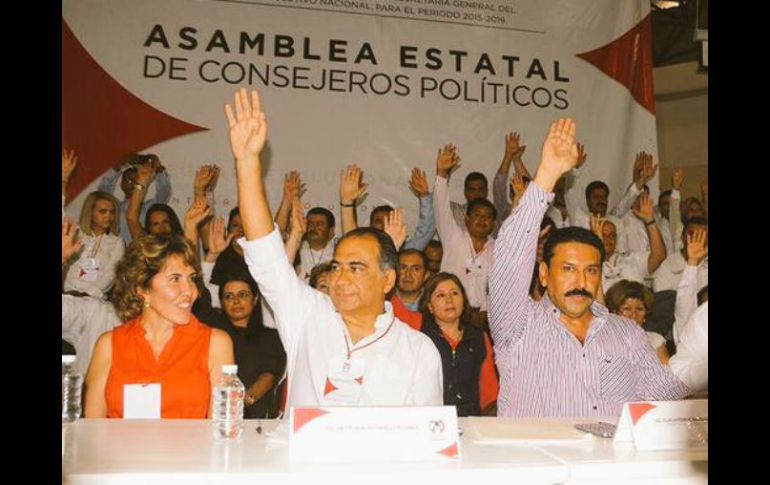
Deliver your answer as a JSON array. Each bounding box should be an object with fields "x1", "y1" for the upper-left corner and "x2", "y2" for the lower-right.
[
  {"x1": 244, "y1": 394, "x2": 256, "y2": 407},
  {"x1": 134, "y1": 182, "x2": 146, "y2": 192}
]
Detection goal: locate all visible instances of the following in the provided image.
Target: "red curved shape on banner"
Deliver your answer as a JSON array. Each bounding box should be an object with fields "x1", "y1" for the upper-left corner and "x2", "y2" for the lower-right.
[
  {"x1": 576, "y1": 15, "x2": 655, "y2": 115},
  {"x1": 293, "y1": 408, "x2": 329, "y2": 433},
  {"x1": 629, "y1": 402, "x2": 657, "y2": 425},
  {"x1": 62, "y1": 18, "x2": 207, "y2": 200},
  {"x1": 437, "y1": 442, "x2": 458, "y2": 458}
]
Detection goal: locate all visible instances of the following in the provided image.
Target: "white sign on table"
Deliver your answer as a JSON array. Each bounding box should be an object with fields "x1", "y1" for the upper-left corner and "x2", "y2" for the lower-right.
[
  {"x1": 614, "y1": 399, "x2": 708, "y2": 450},
  {"x1": 289, "y1": 406, "x2": 460, "y2": 463}
]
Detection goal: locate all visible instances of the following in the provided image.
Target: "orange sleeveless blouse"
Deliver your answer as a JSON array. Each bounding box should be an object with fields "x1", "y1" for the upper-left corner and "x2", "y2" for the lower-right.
[{"x1": 105, "y1": 315, "x2": 212, "y2": 419}]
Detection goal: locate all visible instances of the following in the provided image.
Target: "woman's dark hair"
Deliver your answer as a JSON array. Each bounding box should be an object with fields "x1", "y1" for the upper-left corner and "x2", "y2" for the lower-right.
[
  {"x1": 144, "y1": 203, "x2": 183, "y2": 235},
  {"x1": 418, "y1": 272, "x2": 471, "y2": 325}
]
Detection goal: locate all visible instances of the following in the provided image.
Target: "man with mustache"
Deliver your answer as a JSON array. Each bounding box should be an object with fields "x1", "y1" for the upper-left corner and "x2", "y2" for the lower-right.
[
  {"x1": 489, "y1": 118, "x2": 689, "y2": 418},
  {"x1": 296, "y1": 207, "x2": 336, "y2": 282},
  {"x1": 390, "y1": 248, "x2": 430, "y2": 330}
]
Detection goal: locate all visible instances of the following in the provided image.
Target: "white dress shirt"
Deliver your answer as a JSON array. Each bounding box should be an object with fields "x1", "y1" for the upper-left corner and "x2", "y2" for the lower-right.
[
  {"x1": 240, "y1": 227, "x2": 443, "y2": 408},
  {"x1": 602, "y1": 250, "x2": 650, "y2": 293},
  {"x1": 62, "y1": 294, "x2": 122, "y2": 375},
  {"x1": 669, "y1": 302, "x2": 708, "y2": 394},
  {"x1": 434, "y1": 176, "x2": 495, "y2": 311},
  {"x1": 653, "y1": 251, "x2": 708, "y2": 292},
  {"x1": 63, "y1": 232, "x2": 125, "y2": 298},
  {"x1": 673, "y1": 264, "x2": 700, "y2": 345},
  {"x1": 297, "y1": 240, "x2": 335, "y2": 282}
]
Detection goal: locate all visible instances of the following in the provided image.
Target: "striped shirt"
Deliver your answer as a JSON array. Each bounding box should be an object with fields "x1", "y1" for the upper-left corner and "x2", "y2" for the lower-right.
[{"x1": 489, "y1": 183, "x2": 689, "y2": 418}]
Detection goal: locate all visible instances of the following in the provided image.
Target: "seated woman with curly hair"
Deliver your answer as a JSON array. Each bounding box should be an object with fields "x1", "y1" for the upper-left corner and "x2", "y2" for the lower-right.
[
  {"x1": 84, "y1": 233, "x2": 234, "y2": 419},
  {"x1": 605, "y1": 279, "x2": 670, "y2": 365}
]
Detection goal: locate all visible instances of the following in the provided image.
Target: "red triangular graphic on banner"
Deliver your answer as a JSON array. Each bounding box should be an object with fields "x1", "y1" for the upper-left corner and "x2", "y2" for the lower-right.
[
  {"x1": 437, "y1": 442, "x2": 458, "y2": 458},
  {"x1": 576, "y1": 15, "x2": 655, "y2": 115},
  {"x1": 62, "y1": 18, "x2": 208, "y2": 200},
  {"x1": 324, "y1": 377, "x2": 338, "y2": 396},
  {"x1": 355, "y1": 377, "x2": 363, "y2": 385},
  {"x1": 629, "y1": 402, "x2": 657, "y2": 425},
  {"x1": 292, "y1": 408, "x2": 329, "y2": 433}
]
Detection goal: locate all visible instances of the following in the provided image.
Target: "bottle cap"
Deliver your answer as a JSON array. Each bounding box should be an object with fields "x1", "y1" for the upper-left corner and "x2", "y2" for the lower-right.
[
  {"x1": 62, "y1": 355, "x2": 76, "y2": 364},
  {"x1": 222, "y1": 365, "x2": 238, "y2": 374}
]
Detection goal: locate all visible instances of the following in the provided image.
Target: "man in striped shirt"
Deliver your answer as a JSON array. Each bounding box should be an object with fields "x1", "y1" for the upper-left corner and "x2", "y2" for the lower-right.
[{"x1": 489, "y1": 118, "x2": 689, "y2": 418}]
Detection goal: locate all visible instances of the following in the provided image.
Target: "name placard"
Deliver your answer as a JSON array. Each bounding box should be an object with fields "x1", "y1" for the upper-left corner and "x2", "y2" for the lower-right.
[
  {"x1": 289, "y1": 406, "x2": 460, "y2": 463},
  {"x1": 614, "y1": 399, "x2": 707, "y2": 450}
]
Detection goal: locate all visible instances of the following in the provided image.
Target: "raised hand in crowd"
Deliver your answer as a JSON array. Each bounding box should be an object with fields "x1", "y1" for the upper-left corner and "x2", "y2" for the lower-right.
[
  {"x1": 633, "y1": 151, "x2": 657, "y2": 190},
  {"x1": 275, "y1": 170, "x2": 305, "y2": 236},
  {"x1": 409, "y1": 167, "x2": 430, "y2": 198},
  {"x1": 285, "y1": 198, "x2": 308, "y2": 268},
  {"x1": 194, "y1": 164, "x2": 220, "y2": 198},
  {"x1": 633, "y1": 193, "x2": 667, "y2": 273},
  {"x1": 435, "y1": 144, "x2": 460, "y2": 178},
  {"x1": 148, "y1": 154, "x2": 165, "y2": 173},
  {"x1": 193, "y1": 164, "x2": 219, "y2": 249},
  {"x1": 510, "y1": 172, "x2": 528, "y2": 211},
  {"x1": 339, "y1": 163, "x2": 368, "y2": 234},
  {"x1": 533, "y1": 118, "x2": 580, "y2": 191},
  {"x1": 383, "y1": 208, "x2": 407, "y2": 251},
  {"x1": 62, "y1": 218, "x2": 83, "y2": 266},
  {"x1": 225, "y1": 88, "x2": 270, "y2": 239},
  {"x1": 205, "y1": 217, "x2": 234, "y2": 263},
  {"x1": 183, "y1": 198, "x2": 213, "y2": 253},
  {"x1": 686, "y1": 228, "x2": 708, "y2": 266},
  {"x1": 62, "y1": 148, "x2": 78, "y2": 201},
  {"x1": 632, "y1": 192, "x2": 655, "y2": 224},
  {"x1": 590, "y1": 213, "x2": 606, "y2": 240},
  {"x1": 125, "y1": 162, "x2": 159, "y2": 241},
  {"x1": 504, "y1": 132, "x2": 526, "y2": 162}
]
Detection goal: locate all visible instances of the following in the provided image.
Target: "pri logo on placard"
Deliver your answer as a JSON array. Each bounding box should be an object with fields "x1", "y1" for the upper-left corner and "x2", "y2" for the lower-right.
[{"x1": 428, "y1": 419, "x2": 446, "y2": 439}]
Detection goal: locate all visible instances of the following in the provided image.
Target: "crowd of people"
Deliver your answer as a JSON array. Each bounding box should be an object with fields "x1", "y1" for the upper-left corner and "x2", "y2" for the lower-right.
[{"x1": 61, "y1": 87, "x2": 708, "y2": 420}]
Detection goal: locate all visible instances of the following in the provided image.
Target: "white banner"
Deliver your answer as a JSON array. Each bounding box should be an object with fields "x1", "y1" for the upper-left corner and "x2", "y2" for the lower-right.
[{"x1": 63, "y1": 0, "x2": 657, "y2": 231}]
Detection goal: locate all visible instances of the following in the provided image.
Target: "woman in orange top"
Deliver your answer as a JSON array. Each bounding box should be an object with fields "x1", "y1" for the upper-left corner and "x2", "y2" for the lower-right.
[{"x1": 84, "y1": 233, "x2": 233, "y2": 419}]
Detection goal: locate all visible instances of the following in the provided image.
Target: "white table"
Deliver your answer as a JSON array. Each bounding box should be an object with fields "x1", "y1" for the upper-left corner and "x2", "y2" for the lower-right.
[{"x1": 62, "y1": 418, "x2": 706, "y2": 484}]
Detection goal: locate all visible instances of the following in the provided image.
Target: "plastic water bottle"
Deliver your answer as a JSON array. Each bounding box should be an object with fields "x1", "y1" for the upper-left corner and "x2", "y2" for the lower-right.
[
  {"x1": 212, "y1": 365, "x2": 245, "y2": 439},
  {"x1": 62, "y1": 355, "x2": 83, "y2": 422}
]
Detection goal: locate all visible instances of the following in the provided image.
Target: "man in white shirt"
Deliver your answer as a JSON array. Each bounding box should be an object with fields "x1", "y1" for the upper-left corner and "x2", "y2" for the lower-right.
[
  {"x1": 609, "y1": 152, "x2": 660, "y2": 254},
  {"x1": 225, "y1": 88, "x2": 443, "y2": 408},
  {"x1": 564, "y1": 151, "x2": 656, "y2": 236},
  {"x1": 451, "y1": 172, "x2": 489, "y2": 226},
  {"x1": 434, "y1": 144, "x2": 496, "y2": 324},
  {"x1": 590, "y1": 192, "x2": 667, "y2": 294},
  {"x1": 669, "y1": 302, "x2": 708, "y2": 394},
  {"x1": 672, "y1": 227, "x2": 708, "y2": 345},
  {"x1": 296, "y1": 207, "x2": 336, "y2": 282},
  {"x1": 668, "y1": 168, "x2": 707, "y2": 254}
]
